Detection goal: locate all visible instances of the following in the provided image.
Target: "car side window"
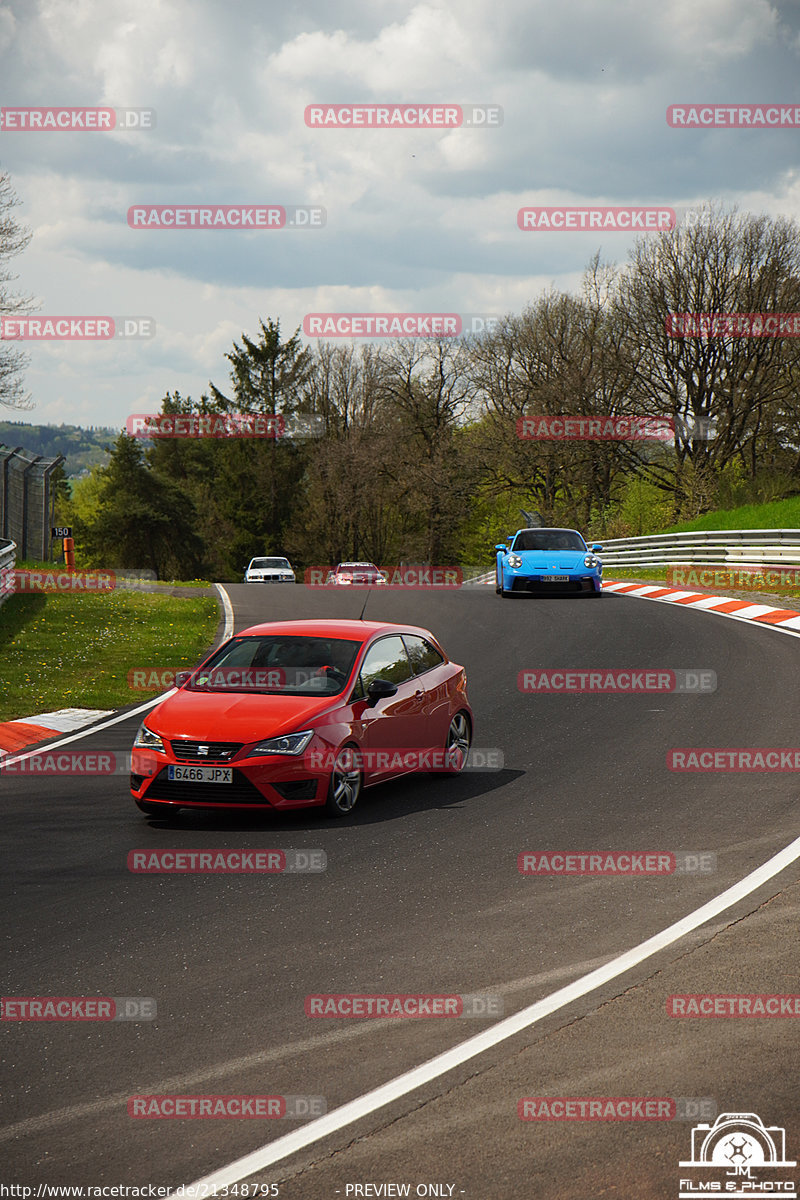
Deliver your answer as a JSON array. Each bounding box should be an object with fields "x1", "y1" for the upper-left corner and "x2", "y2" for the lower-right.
[
  {"x1": 403, "y1": 634, "x2": 444, "y2": 676},
  {"x1": 355, "y1": 636, "x2": 414, "y2": 697}
]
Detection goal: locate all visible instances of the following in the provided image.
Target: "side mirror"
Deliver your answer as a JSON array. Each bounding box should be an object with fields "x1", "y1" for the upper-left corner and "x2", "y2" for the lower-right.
[
  {"x1": 365, "y1": 677, "x2": 398, "y2": 706},
  {"x1": 592, "y1": 543, "x2": 603, "y2": 553},
  {"x1": 494, "y1": 543, "x2": 508, "y2": 553},
  {"x1": 174, "y1": 671, "x2": 192, "y2": 687}
]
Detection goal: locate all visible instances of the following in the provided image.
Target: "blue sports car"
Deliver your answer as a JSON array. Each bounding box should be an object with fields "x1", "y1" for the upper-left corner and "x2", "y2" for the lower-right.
[{"x1": 495, "y1": 528, "x2": 603, "y2": 597}]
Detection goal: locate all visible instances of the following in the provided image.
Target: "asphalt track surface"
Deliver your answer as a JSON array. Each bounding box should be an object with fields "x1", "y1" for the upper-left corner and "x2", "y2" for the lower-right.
[{"x1": 2, "y1": 584, "x2": 799, "y2": 1197}]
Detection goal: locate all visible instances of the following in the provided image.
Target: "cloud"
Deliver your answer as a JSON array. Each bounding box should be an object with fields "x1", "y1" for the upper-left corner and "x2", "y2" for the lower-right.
[{"x1": 1, "y1": 0, "x2": 799, "y2": 426}]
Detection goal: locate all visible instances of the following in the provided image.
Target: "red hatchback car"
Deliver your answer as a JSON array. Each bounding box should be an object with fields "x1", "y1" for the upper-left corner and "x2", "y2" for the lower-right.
[{"x1": 130, "y1": 619, "x2": 473, "y2": 818}]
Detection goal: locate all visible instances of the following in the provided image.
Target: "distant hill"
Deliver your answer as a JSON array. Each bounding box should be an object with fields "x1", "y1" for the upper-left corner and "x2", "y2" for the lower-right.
[{"x1": 0, "y1": 421, "x2": 119, "y2": 478}]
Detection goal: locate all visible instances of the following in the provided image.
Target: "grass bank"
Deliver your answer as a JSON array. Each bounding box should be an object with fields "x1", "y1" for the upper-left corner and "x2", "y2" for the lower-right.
[{"x1": 0, "y1": 589, "x2": 219, "y2": 721}]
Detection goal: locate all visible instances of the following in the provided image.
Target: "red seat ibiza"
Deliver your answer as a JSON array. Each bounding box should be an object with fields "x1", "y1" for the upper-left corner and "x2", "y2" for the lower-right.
[{"x1": 130, "y1": 619, "x2": 473, "y2": 818}]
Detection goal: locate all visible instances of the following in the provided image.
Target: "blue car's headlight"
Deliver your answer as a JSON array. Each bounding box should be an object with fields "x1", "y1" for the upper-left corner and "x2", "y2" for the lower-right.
[
  {"x1": 584, "y1": 555, "x2": 599, "y2": 568},
  {"x1": 251, "y1": 730, "x2": 314, "y2": 756},
  {"x1": 508, "y1": 554, "x2": 523, "y2": 568}
]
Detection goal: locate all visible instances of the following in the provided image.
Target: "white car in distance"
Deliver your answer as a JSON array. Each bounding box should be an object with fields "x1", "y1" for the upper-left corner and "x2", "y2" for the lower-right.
[{"x1": 244, "y1": 556, "x2": 296, "y2": 584}]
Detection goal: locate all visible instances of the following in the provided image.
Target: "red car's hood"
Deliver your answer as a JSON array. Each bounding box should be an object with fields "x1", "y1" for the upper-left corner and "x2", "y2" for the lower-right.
[{"x1": 145, "y1": 689, "x2": 339, "y2": 745}]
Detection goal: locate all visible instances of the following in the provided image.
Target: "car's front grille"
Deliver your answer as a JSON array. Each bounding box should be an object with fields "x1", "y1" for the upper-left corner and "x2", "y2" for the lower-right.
[
  {"x1": 144, "y1": 768, "x2": 271, "y2": 805},
  {"x1": 512, "y1": 578, "x2": 588, "y2": 593},
  {"x1": 170, "y1": 740, "x2": 243, "y2": 762}
]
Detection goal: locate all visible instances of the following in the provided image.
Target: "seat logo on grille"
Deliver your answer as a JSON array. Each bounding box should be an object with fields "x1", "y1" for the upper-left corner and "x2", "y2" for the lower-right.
[{"x1": 198, "y1": 745, "x2": 209, "y2": 756}]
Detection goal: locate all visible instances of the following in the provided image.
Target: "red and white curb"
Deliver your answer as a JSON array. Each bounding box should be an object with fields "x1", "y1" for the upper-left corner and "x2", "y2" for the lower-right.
[
  {"x1": 0, "y1": 708, "x2": 115, "y2": 756},
  {"x1": 603, "y1": 580, "x2": 800, "y2": 636}
]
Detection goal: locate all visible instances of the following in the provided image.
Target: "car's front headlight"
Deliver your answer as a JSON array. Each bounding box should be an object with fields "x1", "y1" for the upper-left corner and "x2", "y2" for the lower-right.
[
  {"x1": 250, "y1": 730, "x2": 314, "y2": 756},
  {"x1": 584, "y1": 555, "x2": 598, "y2": 568},
  {"x1": 508, "y1": 554, "x2": 523, "y2": 569},
  {"x1": 133, "y1": 723, "x2": 165, "y2": 752}
]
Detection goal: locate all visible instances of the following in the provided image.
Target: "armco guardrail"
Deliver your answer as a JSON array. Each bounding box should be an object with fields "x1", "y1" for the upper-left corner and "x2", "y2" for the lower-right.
[
  {"x1": 463, "y1": 529, "x2": 800, "y2": 582},
  {"x1": 598, "y1": 529, "x2": 800, "y2": 569},
  {"x1": 0, "y1": 538, "x2": 16, "y2": 607}
]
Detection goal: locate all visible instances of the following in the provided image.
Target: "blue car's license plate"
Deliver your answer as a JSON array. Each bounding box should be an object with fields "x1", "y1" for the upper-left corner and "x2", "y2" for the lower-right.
[
  {"x1": 542, "y1": 575, "x2": 569, "y2": 582},
  {"x1": 168, "y1": 765, "x2": 232, "y2": 784}
]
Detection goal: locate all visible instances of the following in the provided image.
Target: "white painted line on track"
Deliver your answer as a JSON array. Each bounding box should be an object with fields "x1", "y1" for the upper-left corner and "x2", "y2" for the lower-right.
[
  {"x1": 182, "y1": 833, "x2": 800, "y2": 1191},
  {"x1": 0, "y1": 693, "x2": 177, "y2": 770},
  {"x1": 215, "y1": 583, "x2": 235, "y2": 640}
]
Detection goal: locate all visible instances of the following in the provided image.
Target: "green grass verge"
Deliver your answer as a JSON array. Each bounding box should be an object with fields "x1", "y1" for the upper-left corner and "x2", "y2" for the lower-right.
[
  {"x1": 664, "y1": 495, "x2": 800, "y2": 533},
  {"x1": 604, "y1": 568, "x2": 669, "y2": 582},
  {"x1": 0, "y1": 590, "x2": 220, "y2": 721},
  {"x1": 14, "y1": 559, "x2": 211, "y2": 587}
]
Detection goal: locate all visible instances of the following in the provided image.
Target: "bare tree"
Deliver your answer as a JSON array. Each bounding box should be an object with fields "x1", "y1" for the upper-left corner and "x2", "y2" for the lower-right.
[
  {"x1": 466, "y1": 285, "x2": 634, "y2": 524},
  {"x1": 614, "y1": 205, "x2": 800, "y2": 502},
  {"x1": 0, "y1": 170, "x2": 34, "y2": 410},
  {"x1": 378, "y1": 338, "x2": 479, "y2": 562}
]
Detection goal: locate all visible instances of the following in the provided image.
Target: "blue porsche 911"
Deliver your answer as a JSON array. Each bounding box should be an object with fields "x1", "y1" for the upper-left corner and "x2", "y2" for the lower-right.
[{"x1": 495, "y1": 528, "x2": 603, "y2": 597}]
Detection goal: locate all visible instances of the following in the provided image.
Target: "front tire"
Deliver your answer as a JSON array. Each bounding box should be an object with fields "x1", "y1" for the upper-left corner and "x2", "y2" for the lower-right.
[{"x1": 324, "y1": 744, "x2": 363, "y2": 817}]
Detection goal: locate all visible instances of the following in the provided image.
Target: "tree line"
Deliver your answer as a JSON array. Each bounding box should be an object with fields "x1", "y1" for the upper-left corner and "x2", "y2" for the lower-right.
[{"x1": 45, "y1": 207, "x2": 800, "y2": 578}]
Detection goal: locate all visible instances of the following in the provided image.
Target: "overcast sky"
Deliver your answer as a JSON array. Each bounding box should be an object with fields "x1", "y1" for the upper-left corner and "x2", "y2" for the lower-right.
[{"x1": 1, "y1": 0, "x2": 800, "y2": 429}]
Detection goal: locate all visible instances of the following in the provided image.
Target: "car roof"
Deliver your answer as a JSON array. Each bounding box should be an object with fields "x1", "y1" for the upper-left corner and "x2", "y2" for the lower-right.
[
  {"x1": 513, "y1": 527, "x2": 582, "y2": 536},
  {"x1": 236, "y1": 618, "x2": 438, "y2": 644}
]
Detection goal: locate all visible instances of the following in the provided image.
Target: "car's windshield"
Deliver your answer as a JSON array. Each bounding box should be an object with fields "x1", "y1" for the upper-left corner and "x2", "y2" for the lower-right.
[
  {"x1": 187, "y1": 636, "x2": 362, "y2": 695},
  {"x1": 250, "y1": 558, "x2": 290, "y2": 568},
  {"x1": 512, "y1": 530, "x2": 586, "y2": 552}
]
